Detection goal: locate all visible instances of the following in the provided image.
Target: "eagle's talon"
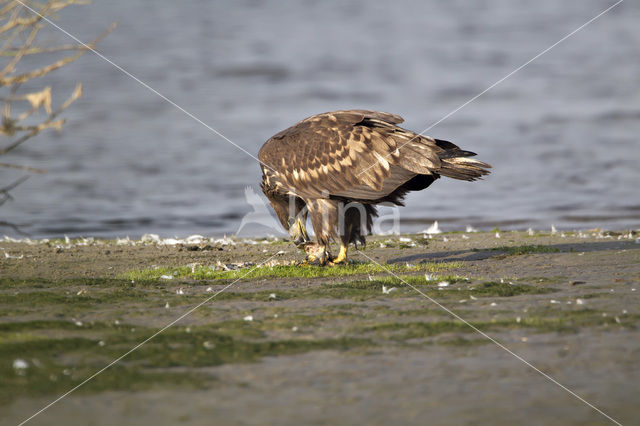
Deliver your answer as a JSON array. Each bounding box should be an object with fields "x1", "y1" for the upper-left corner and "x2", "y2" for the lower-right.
[{"x1": 329, "y1": 244, "x2": 348, "y2": 265}]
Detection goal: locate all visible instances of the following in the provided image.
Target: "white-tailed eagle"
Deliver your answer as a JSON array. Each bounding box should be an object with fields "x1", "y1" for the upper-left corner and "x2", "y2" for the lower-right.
[{"x1": 258, "y1": 110, "x2": 491, "y2": 264}]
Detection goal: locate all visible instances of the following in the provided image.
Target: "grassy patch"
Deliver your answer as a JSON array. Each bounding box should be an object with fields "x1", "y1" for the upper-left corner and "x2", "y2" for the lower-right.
[
  {"x1": 123, "y1": 261, "x2": 464, "y2": 283},
  {"x1": 0, "y1": 320, "x2": 369, "y2": 405},
  {"x1": 360, "y1": 309, "x2": 636, "y2": 340},
  {"x1": 490, "y1": 245, "x2": 561, "y2": 256},
  {"x1": 335, "y1": 277, "x2": 557, "y2": 298}
]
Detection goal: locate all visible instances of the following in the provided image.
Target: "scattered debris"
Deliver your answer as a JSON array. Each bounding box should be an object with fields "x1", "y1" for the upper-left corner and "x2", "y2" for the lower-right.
[
  {"x1": 243, "y1": 315, "x2": 253, "y2": 322},
  {"x1": 437, "y1": 281, "x2": 450, "y2": 288},
  {"x1": 160, "y1": 275, "x2": 173, "y2": 280},
  {"x1": 269, "y1": 293, "x2": 277, "y2": 300},
  {"x1": 423, "y1": 221, "x2": 441, "y2": 235},
  {"x1": 570, "y1": 280, "x2": 586, "y2": 286},
  {"x1": 466, "y1": 225, "x2": 478, "y2": 233},
  {"x1": 382, "y1": 285, "x2": 397, "y2": 294},
  {"x1": 4, "y1": 252, "x2": 23, "y2": 259},
  {"x1": 13, "y1": 359, "x2": 28, "y2": 373}
]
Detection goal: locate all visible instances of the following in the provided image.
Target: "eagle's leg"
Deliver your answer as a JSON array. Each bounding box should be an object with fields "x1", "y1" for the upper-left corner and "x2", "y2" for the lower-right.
[
  {"x1": 330, "y1": 243, "x2": 348, "y2": 264},
  {"x1": 303, "y1": 198, "x2": 340, "y2": 266}
]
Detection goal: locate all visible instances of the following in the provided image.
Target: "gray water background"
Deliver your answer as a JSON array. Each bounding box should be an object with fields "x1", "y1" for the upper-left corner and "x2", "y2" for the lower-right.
[{"x1": 2, "y1": 0, "x2": 639, "y2": 239}]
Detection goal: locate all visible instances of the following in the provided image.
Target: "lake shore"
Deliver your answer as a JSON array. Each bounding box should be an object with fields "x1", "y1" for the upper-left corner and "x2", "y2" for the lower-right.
[{"x1": 1, "y1": 230, "x2": 639, "y2": 425}]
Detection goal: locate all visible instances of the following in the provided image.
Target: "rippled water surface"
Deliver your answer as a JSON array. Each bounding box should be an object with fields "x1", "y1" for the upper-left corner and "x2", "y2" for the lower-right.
[{"x1": 2, "y1": 0, "x2": 639, "y2": 238}]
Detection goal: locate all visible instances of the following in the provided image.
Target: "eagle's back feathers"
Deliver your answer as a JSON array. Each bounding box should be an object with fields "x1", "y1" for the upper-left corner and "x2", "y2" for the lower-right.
[{"x1": 258, "y1": 109, "x2": 491, "y2": 201}]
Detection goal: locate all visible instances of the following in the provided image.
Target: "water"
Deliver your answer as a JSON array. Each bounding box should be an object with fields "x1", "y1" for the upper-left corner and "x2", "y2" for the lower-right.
[{"x1": 2, "y1": 0, "x2": 639, "y2": 239}]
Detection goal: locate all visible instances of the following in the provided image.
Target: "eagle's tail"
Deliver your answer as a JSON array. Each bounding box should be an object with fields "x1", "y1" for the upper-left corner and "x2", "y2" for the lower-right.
[{"x1": 434, "y1": 139, "x2": 492, "y2": 181}]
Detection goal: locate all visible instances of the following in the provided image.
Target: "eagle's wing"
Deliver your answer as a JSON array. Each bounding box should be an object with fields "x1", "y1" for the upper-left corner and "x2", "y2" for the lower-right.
[{"x1": 258, "y1": 110, "x2": 449, "y2": 199}]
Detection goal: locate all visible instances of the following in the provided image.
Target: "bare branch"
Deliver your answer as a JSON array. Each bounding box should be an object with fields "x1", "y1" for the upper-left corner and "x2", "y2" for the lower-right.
[
  {"x1": 0, "y1": 162, "x2": 47, "y2": 173},
  {"x1": 0, "y1": 174, "x2": 29, "y2": 206},
  {"x1": 0, "y1": 83, "x2": 80, "y2": 155},
  {"x1": 0, "y1": 220, "x2": 30, "y2": 236},
  {"x1": 0, "y1": 22, "x2": 116, "y2": 86}
]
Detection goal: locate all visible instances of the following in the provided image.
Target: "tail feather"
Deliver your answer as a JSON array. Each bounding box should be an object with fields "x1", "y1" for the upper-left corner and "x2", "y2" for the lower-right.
[{"x1": 439, "y1": 157, "x2": 492, "y2": 181}]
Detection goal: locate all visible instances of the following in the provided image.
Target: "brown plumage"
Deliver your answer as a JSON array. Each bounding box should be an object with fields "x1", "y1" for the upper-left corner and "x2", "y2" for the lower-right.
[{"x1": 258, "y1": 109, "x2": 491, "y2": 264}]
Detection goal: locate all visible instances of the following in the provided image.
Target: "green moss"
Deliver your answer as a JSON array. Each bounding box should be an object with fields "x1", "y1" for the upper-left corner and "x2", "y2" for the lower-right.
[
  {"x1": 491, "y1": 245, "x2": 561, "y2": 255},
  {"x1": 336, "y1": 277, "x2": 557, "y2": 298},
  {"x1": 123, "y1": 261, "x2": 463, "y2": 283},
  {"x1": 360, "y1": 310, "x2": 638, "y2": 340},
  {"x1": 0, "y1": 319, "x2": 371, "y2": 405}
]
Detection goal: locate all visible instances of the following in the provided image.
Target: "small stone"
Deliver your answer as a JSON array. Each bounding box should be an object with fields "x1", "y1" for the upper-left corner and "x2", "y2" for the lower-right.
[
  {"x1": 243, "y1": 315, "x2": 253, "y2": 322},
  {"x1": 291, "y1": 326, "x2": 298, "y2": 332},
  {"x1": 13, "y1": 359, "x2": 28, "y2": 370}
]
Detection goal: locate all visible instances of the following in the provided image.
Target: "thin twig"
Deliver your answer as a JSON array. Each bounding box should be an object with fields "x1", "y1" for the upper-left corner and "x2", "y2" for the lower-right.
[
  {"x1": 0, "y1": 162, "x2": 47, "y2": 173},
  {"x1": 0, "y1": 174, "x2": 29, "y2": 206},
  {"x1": 0, "y1": 83, "x2": 80, "y2": 155},
  {"x1": 0, "y1": 21, "x2": 116, "y2": 86},
  {"x1": 0, "y1": 220, "x2": 30, "y2": 236}
]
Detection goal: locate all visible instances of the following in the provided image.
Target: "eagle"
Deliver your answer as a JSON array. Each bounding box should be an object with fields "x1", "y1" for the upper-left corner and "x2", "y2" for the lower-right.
[{"x1": 258, "y1": 110, "x2": 491, "y2": 265}]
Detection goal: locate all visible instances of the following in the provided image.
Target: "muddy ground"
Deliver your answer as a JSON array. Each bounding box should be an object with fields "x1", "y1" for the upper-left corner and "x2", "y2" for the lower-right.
[{"x1": 1, "y1": 230, "x2": 639, "y2": 425}]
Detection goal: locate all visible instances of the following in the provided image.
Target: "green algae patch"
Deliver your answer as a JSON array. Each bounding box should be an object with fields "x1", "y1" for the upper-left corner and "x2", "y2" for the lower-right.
[
  {"x1": 0, "y1": 319, "x2": 371, "y2": 405},
  {"x1": 123, "y1": 261, "x2": 464, "y2": 283},
  {"x1": 359, "y1": 309, "x2": 638, "y2": 340},
  {"x1": 335, "y1": 277, "x2": 558, "y2": 299},
  {"x1": 489, "y1": 245, "x2": 561, "y2": 256}
]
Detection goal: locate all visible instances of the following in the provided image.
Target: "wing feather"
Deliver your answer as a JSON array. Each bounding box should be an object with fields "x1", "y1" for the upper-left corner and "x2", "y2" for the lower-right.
[{"x1": 258, "y1": 110, "x2": 450, "y2": 199}]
